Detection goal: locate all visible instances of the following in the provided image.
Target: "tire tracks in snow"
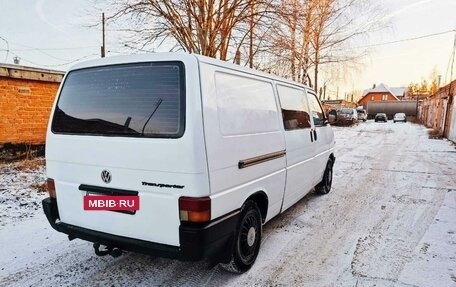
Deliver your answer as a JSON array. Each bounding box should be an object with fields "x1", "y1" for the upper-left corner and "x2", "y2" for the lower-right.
[{"x1": 1, "y1": 123, "x2": 455, "y2": 287}]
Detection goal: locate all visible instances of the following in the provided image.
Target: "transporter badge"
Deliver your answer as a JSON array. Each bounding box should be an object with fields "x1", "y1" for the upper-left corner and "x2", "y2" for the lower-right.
[{"x1": 101, "y1": 170, "x2": 111, "y2": 184}]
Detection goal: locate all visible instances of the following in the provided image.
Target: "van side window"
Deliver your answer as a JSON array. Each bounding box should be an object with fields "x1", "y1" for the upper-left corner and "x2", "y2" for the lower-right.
[
  {"x1": 215, "y1": 72, "x2": 279, "y2": 136},
  {"x1": 307, "y1": 93, "x2": 325, "y2": 127},
  {"x1": 277, "y1": 85, "x2": 311, "y2": 130}
]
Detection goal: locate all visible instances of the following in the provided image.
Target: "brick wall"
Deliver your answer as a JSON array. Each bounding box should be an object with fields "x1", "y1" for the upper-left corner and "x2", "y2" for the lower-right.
[
  {"x1": 0, "y1": 77, "x2": 61, "y2": 145},
  {"x1": 358, "y1": 92, "x2": 398, "y2": 106}
]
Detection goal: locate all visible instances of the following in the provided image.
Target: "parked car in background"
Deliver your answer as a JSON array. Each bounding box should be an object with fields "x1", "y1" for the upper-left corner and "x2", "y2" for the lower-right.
[
  {"x1": 393, "y1": 113, "x2": 406, "y2": 123},
  {"x1": 337, "y1": 108, "x2": 358, "y2": 125},
  {"x1": 375, "y1": 113, "x2": 388, "y2": 122},
  {"x1": 357, "y1": 109, "x2": 367, "y2": 122}
]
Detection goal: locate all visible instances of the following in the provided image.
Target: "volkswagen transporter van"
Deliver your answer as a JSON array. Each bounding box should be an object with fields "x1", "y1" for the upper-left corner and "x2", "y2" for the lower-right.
[{"x1": 43, "y1": 53, "x2": 336, "y2": 273}]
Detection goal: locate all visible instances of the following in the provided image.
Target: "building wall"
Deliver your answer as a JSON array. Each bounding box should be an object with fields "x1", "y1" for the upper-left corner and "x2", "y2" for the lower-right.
[
  {"x1": 419, "y1": 80, "x2": 455, "y2": 142},
  {"x1": 0, "y1": 77, "x2": 61, "y2": 145},
  {"x1": 358, "y1": 92, "x2": 398, "y2": 106},
  {"x1": 448, "y1": 98, "x2": 456, "y2": 142}
]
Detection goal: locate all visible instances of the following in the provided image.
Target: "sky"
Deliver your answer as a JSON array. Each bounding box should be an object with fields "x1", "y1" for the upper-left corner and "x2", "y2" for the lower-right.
[{"x1": 0, "y1": 0, "x2": 455, "y2": 98}]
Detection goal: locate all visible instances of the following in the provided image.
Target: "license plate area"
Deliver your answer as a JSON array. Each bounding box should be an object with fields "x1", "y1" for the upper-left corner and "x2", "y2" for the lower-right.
[{"x1": 80, "y1": 184, "x2": 139, "y2": 215}]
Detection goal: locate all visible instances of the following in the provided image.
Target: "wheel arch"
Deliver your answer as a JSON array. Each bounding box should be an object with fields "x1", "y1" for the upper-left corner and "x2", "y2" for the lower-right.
[{"x1": 245, "y1": 191, "x2": 268, "y2": 223}]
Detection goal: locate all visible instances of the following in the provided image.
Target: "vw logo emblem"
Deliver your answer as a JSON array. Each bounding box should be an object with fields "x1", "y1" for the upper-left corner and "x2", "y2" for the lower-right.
[{"x1": 101, "y1": 170, "x2": 111, "y2": 184}]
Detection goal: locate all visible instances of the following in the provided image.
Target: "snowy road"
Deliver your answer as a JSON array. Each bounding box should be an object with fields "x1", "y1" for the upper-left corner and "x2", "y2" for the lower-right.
[{"x1": 1, "y1": 122, "x2": 455, "y2": 287}]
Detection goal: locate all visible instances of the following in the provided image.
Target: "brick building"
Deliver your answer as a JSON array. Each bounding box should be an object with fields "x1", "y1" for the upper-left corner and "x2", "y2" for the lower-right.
[
  {"x1": 357, "y1": 83, "x2": 407, "y2": 106},
  {"x1": 0, "y1": 64, "x2": 64, "y2": 146}
]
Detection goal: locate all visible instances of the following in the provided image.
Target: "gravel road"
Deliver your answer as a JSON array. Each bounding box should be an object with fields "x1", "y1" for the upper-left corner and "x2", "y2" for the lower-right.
[{"x1": 1, "y1": 121, "x2": 455, "y2": 287}]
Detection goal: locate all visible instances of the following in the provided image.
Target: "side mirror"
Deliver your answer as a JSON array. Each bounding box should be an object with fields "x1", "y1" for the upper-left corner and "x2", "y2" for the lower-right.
[{"x1": 327, "y1": 110, "x2": 337, "y2": 124}]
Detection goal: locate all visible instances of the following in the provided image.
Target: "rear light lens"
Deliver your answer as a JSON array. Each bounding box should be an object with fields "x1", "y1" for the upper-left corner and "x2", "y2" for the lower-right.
[
  {"x1": 46, "y1": 178, "x2": 56, "y2": 198},
  {"x1": 178, "y1": 197, "x2": 211, "y2": 223}
]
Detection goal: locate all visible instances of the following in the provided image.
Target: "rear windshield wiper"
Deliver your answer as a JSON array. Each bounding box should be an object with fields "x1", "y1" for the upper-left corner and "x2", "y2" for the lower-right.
[
  {"x1": 141, "y1": 98, "x2": 163, "y2": 136},
  {"x1": 85, "y1": 118, "x2": 141, "y2": 135}
]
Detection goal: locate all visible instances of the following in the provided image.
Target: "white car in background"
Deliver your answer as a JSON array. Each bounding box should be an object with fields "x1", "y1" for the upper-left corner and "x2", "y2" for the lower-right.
[
  {"x1": 357, "y1": 109, "x2": 367, "y2": 122},
  {"x1": 393, "y1": 113, "x2": 407, "y2": 123}
]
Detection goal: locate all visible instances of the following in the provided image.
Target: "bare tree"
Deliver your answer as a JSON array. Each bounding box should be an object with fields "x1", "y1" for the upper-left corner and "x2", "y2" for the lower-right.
[
  {"x1": 313, "y1": 0, "x2": 386, "y2": 95},
  {"x1": 101, "y1": 0, "x2": 273, "y2": 62},
  {"x1": 261, "y1": 0, "x2": 384, "y2": 91},
  {"x1": 95, "y1": 0, "x2": 384, "y2": 93}
]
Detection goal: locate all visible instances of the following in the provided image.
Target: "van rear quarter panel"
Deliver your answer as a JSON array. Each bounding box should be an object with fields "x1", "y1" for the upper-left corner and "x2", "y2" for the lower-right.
[
  {"x1": 199, "y1": 62, "x2": 287, "y2": 222},
  {"x1": 46, "y1": 54, "x2": 208, "y2": 246}
]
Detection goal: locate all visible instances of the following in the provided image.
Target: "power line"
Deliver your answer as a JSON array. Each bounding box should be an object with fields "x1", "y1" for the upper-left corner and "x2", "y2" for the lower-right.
[
  {"x1": 0, "y1": 35, "x2": 100, "y2": 64},
  {"x1": 8, "y1": 39, "x2": 98, "y2": 51},
  {"x1": 334, "y1": 29, "x2": 456, "y2": 51},
  {"x1": 449, "y1": 32, "x2": 456, "y2": 87},
  {"x1": 0, "y1": 48, "x2": 73, "y2": 62},
  {"x1": 7, "y1": 50, "x2": 99, "y2": 68},
  {"x1": 6, "y1": 46, "x2": 99, "y2": 51},
  {"x1": 0, "y1": 36, "x2": 9, "y2": 62},
  {"x1": 445, "y1": 31, "x2": 456, "y2": 84}
]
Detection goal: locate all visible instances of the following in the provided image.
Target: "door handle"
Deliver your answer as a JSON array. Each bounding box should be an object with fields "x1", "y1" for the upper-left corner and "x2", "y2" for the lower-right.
[
  {"x1": 310, "y1": 130, "x2": 314, "y2": 142},
  {"x1": 313, "y1": 129, "x2": 317, "y2": 141}
]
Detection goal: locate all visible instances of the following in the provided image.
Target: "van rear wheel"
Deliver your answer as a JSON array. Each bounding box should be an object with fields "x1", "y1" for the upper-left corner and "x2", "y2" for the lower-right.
[
  {"x1": 315, "y1": 158, "x2": 333, "y2": 195},
  {"x1": 220, "y1": 200, "x2": 262, "y2": 273}
]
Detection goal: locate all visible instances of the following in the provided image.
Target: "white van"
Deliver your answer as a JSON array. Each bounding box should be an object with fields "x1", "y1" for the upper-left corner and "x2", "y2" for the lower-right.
[{"x1": 42, "y1": 53, "x2": 336, "y2": 273}]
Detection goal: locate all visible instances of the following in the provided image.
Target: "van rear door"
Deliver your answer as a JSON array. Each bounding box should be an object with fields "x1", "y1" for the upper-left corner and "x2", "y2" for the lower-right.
[{"x1": 46, "y1": 57, "x2": 208, "y2": 246}]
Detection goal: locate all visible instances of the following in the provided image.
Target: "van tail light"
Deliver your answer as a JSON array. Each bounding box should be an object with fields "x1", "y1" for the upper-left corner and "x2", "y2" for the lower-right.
[
  {"x1": 179, "y1": 197, "x2": 211, "y2": 223},
  {"x1": 46, "y1": 178, "x2": 56, "y2": 198}
]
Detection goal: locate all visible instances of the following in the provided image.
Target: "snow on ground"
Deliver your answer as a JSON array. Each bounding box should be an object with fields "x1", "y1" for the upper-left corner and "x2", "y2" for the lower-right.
[
  {"x1": 0, "y1": 159, "x2": 47, "y2": 226},
  {"x1": 0, "y1": 121, "x2": 455, "y2": 287}
]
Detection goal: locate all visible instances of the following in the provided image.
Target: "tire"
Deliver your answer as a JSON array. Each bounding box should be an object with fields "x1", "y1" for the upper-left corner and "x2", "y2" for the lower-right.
[
  {"x1": 315, "y1": 158, "x2": 334, "y2": 195},
  {"x1": 220, "y1": 201, "x2": 262, "y2": 273}
]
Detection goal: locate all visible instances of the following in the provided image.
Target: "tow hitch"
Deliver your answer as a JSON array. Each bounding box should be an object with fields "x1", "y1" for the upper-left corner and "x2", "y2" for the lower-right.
[{"x1": 93, "y1": 243, "x2": 122, "y2": 258}]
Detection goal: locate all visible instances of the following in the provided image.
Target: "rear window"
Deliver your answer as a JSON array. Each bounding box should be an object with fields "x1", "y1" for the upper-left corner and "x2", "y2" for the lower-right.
[{"x1": 52, "y1": 62, "x2": 185, "y2": 138}]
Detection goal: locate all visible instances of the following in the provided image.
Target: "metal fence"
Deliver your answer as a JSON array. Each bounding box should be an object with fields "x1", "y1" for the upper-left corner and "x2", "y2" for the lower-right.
[{"x1": 365, "y1": 101, "x2": 418, "y2": 119}]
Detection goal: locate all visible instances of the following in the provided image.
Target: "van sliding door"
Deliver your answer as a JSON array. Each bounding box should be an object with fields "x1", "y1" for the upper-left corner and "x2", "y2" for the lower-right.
[{"x1": 276, "y1": 84, "x2": 316, "y2": 211}]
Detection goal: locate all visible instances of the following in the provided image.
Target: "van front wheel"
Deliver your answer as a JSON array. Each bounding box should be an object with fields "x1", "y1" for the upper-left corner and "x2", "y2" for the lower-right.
[
  {"x1": 220, "y1": 201, "x2": 262, "y2": 273},
  {"x1": 315, "y1": 159, "x2": 333, "y2": 195}
]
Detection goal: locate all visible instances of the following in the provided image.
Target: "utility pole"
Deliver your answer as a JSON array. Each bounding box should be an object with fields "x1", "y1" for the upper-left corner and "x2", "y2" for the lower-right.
[{"x1": 101, "y1": 13, "x2": 106, "y2": 58}]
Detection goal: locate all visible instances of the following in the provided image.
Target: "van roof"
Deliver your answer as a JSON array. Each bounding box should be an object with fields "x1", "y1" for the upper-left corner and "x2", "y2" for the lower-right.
[{"x1": 68, "y1": 52, "x2": 314, "y2": 93}]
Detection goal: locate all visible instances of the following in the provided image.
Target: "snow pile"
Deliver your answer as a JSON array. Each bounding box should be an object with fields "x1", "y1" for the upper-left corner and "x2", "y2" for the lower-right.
[{"x1": 0, "y1": 159, "x2": 47, "y2": 226}]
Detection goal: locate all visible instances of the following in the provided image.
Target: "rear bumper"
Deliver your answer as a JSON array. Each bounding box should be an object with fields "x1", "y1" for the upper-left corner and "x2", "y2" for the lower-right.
[{"x1": 42, "y1": 197, "x2": 238, "y2": 262}]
